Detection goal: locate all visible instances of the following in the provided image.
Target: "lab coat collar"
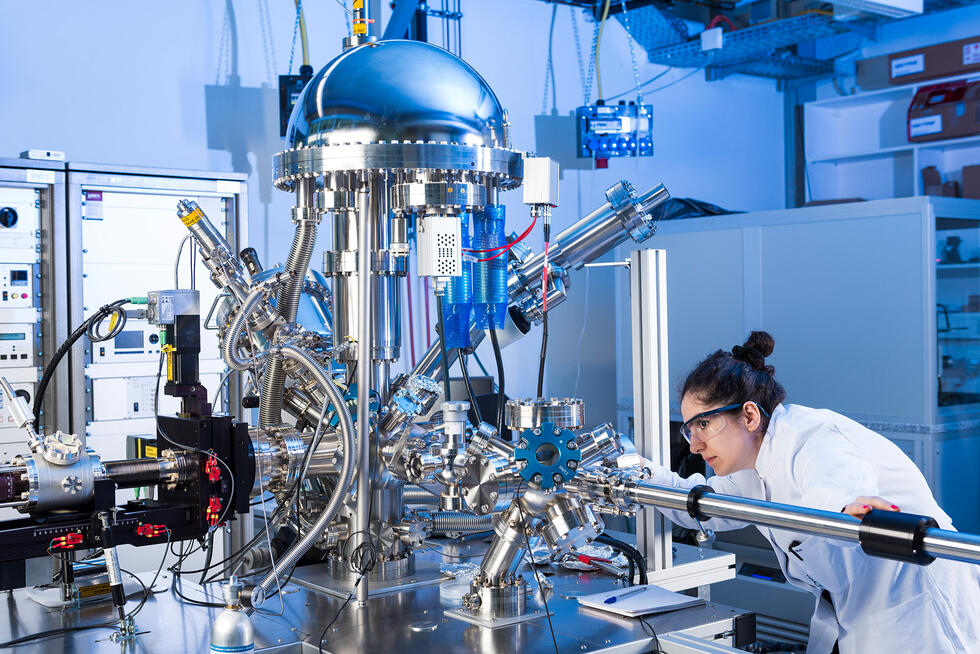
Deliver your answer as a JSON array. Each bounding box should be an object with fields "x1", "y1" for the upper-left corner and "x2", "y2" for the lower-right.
[{"x1": 753, "y1": 403, "x2": 786, "y2": 480}]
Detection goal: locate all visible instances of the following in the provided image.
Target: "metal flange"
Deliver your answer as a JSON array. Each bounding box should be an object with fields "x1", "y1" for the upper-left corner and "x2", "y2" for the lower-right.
[
  {"x1": 504, "y1": 398, "x2": 584, "y2": 431},
  {"x1": 513, "y1": 421, "x2": 581, "y2": 490},
  {"x1": 390, "y1": 181, "x2": 488, "y2": 212},
  {"x1": 272, "y1": 142, "x2": 524, "y2": 190}
]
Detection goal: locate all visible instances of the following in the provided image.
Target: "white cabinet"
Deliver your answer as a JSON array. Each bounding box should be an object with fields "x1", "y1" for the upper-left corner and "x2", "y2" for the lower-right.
[{"x1": 616, "y1": 197, "x2": 980, "y2": 531}]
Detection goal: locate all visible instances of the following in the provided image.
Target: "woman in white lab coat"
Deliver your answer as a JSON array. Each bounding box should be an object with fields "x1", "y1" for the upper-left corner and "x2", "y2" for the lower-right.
[{"x1": 647, "y1": 331, "x2": 980, "y2": 654}]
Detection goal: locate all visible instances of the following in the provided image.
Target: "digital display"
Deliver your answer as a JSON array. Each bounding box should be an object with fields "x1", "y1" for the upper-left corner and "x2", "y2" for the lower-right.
[
  {"x1": 0, "y1": 333, "x2": 25, "y2": 341},
  {"x1": 114, "y1": 331, "x2": 144, "y2": 350},
  {"x1": 9, "y1": 270, "x2": 27, "y2": 286}
]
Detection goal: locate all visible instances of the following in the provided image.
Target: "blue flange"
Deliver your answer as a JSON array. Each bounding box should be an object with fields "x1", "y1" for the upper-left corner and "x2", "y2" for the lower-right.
[{"x1": 513, "y1": 421, "x2": 581, "y2": 490}]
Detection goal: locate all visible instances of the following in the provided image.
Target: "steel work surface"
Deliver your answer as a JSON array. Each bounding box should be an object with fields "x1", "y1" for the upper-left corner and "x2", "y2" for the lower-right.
[{"x1": 0, "y1": 549, "x2": 750, "y2": 653}]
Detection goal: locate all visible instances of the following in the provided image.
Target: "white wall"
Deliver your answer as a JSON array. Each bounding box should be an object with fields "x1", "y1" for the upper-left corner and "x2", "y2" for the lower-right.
[
  {"x1": 459, "y1": 2, "x2": 785, "y2": 421},
  {"x1": 0, "y1": 1, "x2": 787, "y2": 424}
]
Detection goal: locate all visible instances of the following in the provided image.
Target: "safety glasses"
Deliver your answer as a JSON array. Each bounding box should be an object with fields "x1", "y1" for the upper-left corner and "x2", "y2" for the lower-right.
[{"x1": 679, "y1": 402, "x2": 770, "y2": 445}]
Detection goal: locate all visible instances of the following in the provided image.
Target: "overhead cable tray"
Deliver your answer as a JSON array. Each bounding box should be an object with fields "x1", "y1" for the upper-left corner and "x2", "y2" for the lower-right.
[{"x1": 641, "y1": 13, "x2": 849, "y2": 72}]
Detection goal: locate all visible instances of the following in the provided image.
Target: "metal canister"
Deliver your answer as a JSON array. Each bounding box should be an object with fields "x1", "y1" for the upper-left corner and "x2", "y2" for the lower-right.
[{"x1": 209, "y1": 576, "x2": 254, "y2": 654}]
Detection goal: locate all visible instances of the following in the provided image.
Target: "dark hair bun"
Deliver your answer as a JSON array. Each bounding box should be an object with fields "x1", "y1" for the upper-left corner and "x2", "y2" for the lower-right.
[{"x1": 731, "y1": 331, "x2": 775, "y2": 374}]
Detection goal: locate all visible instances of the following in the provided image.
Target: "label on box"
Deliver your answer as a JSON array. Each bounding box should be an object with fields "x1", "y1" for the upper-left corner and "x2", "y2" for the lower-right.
[
  {"x1": 964, "y1": 42, "x2": 980, "y2": 65},
  {"x1": 910, "y1": 114, "x2": 943, "y2": 137},
  {"x1": 892, "y1": 54, "x2": 925, "y2": 79}
]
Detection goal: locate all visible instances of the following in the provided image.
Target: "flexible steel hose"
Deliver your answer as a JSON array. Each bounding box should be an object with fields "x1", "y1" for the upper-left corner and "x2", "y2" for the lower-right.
[
  {"x1": 431, "y1": 511, "x2": 493, "y2": 533},
  {"x1": 253, "y1": 344, "x2": 357, "y2": 602},
  {"x1": 261, "y1": 220, "x2": 319, "y2": 427}
]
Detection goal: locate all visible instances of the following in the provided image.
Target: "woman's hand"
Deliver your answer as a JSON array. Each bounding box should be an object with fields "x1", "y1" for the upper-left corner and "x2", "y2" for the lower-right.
[{"x1": 842, "y1": 496, "x2": 900, "y2": 519}]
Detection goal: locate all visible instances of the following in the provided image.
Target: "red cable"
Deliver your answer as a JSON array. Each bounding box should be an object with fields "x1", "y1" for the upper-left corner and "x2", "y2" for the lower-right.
[
  {"x1": 466, "y1": 214, "x2": 537, "y2": 256},
  {"x1": 707, "y1": 14, "x2": 736, "y2": 30}
]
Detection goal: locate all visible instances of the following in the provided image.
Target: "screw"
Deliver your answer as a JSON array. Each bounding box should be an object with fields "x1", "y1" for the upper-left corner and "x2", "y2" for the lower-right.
[
  {"x1": 552, "y1": 473, "x2": 563, "y2": 484},
  {"x1": 531, "y1": 473, "x2": 542, "y2": 484},
  {"x1": 568, "y1": 460, "x2": 578, "y2": 470},
  {"x1": 553, "y1": 428, "x2": 560, "y2": 436},
  {"x1": 567, "y1": 441, "x2": 578, "y2": 450},
  {"x1": 533, "y1": 428, "x2": 541, "y2": 435}
]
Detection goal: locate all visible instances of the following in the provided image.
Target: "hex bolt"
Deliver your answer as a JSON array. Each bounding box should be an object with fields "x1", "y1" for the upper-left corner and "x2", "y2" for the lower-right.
[{"x1": 552, "y1": 473, "x2": 563, "y2": 485}]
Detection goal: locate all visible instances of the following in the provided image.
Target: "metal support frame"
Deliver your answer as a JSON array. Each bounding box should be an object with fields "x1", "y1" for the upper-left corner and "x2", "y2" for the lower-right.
[
  {"x1": 383, "y1": 0, "x2": 424, "y2": 40},
  {"x1": 629, "y1": 248, "x2": 672, "y2": 571}
]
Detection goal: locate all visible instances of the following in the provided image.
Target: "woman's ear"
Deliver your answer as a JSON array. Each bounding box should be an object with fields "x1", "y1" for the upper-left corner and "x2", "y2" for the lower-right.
[{"x1": 743, "y1": 402, "x2": 764, "y2": 434}]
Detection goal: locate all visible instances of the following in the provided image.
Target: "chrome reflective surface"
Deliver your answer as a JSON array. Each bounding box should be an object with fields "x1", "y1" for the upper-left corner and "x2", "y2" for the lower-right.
[
  {"x1": 0, "y1": 547, "x2": 749, "y2": 653},
  {"x1": 286, "y1": 40, "x2": 507, "y2": 149}
]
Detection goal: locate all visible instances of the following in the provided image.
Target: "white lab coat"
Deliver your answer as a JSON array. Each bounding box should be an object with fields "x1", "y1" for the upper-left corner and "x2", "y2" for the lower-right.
[{"x1": 647, "y1": 403, "x2": 980, "y2": 654}]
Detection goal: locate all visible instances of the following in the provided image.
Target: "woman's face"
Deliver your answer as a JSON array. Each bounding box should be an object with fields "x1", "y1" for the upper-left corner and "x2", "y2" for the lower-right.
[{"x1": 679, "y1": 394, "x2": 766, "y2": 476}]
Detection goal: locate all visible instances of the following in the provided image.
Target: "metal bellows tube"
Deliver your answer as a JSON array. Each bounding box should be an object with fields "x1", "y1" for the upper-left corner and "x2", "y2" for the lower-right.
[
  {"x1": 261, "y1": 180, "x2": 317, "y2": 428},
  {"x1": 253, "y1": 344, "x2": 357, "y2": 602},
  {"x1": 431, "y1": 511, "x2": 493, "y2": 533}
]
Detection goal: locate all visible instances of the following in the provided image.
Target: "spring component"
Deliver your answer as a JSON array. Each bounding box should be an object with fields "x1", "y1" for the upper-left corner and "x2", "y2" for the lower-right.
[
  {"x1": 431, "y1": 511, "x2": 493, "y2": 534},
  {"x1": 403, "y1": 486, "x2": 441, "y2": 505},
  {"x1": 472, "y1": 205, "x2": 507, "y2": 329}
]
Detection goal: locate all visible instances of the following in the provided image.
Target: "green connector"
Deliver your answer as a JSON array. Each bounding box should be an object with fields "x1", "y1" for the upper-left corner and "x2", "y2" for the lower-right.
[{"x1": 129, "y1": 296, "x2": 149, "y2": 305}]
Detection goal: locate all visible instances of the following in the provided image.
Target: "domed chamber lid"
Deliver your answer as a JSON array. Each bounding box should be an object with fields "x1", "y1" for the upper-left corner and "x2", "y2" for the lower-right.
[{"x1": 285, "y1": 40, "x2": 508, "y2": 149}]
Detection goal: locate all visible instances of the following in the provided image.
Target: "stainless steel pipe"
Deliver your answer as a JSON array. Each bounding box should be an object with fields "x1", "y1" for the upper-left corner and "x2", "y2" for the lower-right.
[
  {"x1": 355, "y1": 177, "x2": 374, "y2": 605},
  {"x1": 626, "y1": 481, "x2": 980, "y2": 564}
]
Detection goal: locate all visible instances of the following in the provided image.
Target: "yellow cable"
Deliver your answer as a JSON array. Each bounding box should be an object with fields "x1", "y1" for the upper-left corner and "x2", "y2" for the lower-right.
[
  {"x1": 596, "y1": 0, "x2": 611, "y2": 102},
  {"x1": 294, "y1": 0, "x2": 310, "y2": 66}
]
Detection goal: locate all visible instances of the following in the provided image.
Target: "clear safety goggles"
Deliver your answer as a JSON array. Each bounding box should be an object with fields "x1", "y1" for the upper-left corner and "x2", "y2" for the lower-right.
[{"x1": 679, "y1": 401, "x2": 770, "y2": 445}]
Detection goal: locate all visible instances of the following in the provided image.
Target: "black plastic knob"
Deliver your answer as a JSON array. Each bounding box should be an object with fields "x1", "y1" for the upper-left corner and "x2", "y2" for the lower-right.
[
  {"x1": 242, "y1": 395, "x2": 260, "y2": 409},
  {"x1": 0, "y1": 207, "x2": 17, "y2": 228}
]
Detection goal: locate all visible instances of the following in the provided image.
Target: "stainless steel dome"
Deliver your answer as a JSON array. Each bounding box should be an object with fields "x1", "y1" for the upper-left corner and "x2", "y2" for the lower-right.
[{"x1": 285, "y1": 40, "x2": 508, "y2": 149}]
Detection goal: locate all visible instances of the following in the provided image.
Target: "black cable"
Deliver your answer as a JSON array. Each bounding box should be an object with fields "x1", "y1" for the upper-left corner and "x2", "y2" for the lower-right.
[
  {"x1": 0, "y1": 563, "x2": 149, "y2": 648},
  {"x1": 199, "y1": 531, "x2": 215, "y2": 586},
  {"x1": 638, "y1": 615, "x2": 667, "y2": 653},
  {"x1": 153, "y1": 352, "x2": 235, "y2": 530},
  {"x1": 458, "y1": 352, "x2": 483, "y2": 424},
  {"x1": 435, "y1": 295, "x2": 452, "y2": 402},
  {"x1": 595, "y1": 533, "x2": 647, "y2": 585},
  {"x1": 489, "y1": 328, "x2": 505, "y2": 437},
  {"x1": 536, "y1": 312, "x2": 548, "y2": 398},
  {"x1": 318, "y1": 574, "x2": 365, "y2": 654},
  {"x1": 514, "y1": 481, "x2": 559, "y2": 654},
  {"x1": 32, "y1": 298, "x2": 130, "y2": 429},
  {"x1": 537, "y1": 225, "x2": 551, "y2": 398}
]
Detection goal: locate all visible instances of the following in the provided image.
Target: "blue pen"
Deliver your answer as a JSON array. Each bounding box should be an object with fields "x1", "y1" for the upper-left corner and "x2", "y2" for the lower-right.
[{"x1": 603, "y1": 586, "x2": 646, "y2": 604}]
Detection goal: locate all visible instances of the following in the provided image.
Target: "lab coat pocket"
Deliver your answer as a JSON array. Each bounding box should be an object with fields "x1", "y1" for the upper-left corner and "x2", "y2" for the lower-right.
[
  {"x1": 785, "y1": 536, "x2": 848, "y2": 593},
  {"x1": 847, "y1": 592, "x2": 956, "y2": 654}
]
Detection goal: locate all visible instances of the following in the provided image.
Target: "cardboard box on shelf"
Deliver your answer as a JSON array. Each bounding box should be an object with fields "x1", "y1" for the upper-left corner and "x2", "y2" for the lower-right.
[
  {"x1": 908, "y1": 81, "x2": 980, "y2": 143},
  {"x1": 963, "y1": 165, "x2": 980, "y2": 199},
  {"x1": 922, "y1": 166, "x2": 944, "y2": 195},
  {"x1": 888, "y1": 35, "x2": 980, "y2": 85}
]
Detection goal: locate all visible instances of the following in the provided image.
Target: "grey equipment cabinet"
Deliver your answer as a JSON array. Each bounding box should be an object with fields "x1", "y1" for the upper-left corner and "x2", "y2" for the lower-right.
[
  {"x1": 0, "y1": 159, "x2": 68, "y2": 450},
  {"x1": 616, "y1": 196, "x2": 980, "y2": 533},
  {"x1": 64, "y1": 162, "x2": 248, "y2": 460}
]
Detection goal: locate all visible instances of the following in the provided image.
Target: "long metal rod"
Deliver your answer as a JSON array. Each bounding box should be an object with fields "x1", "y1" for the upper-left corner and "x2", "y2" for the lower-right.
[
  {"x1": 355, "y1": 176, "x2": 374, "y2": 605},
  {"x1": 627, "y1": 481, "x2": 980, "y2": 564}
]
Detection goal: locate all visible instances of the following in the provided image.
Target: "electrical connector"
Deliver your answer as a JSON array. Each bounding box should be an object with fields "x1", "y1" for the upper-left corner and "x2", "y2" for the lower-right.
[
  {"x1": 51, "y1": 532, "x2": 84, "y2": 549},
  {"x1": 205, "y1": 455, "x2": 222, "y2": 483},
  {"x1": 136, "y1": 523, "x2": 167, "y2": 538}
]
